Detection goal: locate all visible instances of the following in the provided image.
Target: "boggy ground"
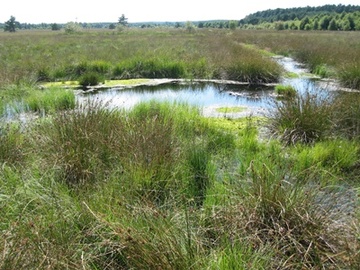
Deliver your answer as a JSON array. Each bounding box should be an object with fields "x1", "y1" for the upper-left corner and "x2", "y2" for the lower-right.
[{"x1": 0, "y1": 28, "x2": 360, "y2": 269}]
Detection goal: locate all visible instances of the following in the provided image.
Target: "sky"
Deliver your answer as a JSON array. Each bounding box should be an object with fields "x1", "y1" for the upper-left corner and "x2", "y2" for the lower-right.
[{"x1": 1, "y1": 0, "x2": 360, "y2": 24}]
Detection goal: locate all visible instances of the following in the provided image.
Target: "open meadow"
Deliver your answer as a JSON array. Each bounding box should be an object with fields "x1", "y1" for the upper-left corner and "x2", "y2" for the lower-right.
[{"x1": 0, "y1": 28, "x2": 360, "y2": 269}]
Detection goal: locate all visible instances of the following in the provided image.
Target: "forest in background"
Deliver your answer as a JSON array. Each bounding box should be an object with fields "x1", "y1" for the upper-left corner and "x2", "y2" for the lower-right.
[{"x1": 240, "y1": 4, "x2": 360, "y2": 30}]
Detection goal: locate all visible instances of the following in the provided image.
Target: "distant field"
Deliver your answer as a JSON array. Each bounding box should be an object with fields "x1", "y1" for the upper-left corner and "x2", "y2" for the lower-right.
[{"x1": 1, "y1": 28, "x2": 359, "y2": 90}]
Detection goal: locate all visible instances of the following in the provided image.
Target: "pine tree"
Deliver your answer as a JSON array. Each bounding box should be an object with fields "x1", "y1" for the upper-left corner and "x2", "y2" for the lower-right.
[{"x1": 4, "y1": 16, "x2": 19, "y2": 32}]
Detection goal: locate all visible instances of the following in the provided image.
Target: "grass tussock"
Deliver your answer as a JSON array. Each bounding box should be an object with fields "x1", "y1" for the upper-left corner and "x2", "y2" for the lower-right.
[
  {"x1": 0, "y1": 123, "x2": 25, "y2": 165},
  {"x1": 268, "y1": 90, "x2": 333, "y2": 145},
  {"x1": 332, "y1": 91, "x2": 360, "y2": 139},
  {"x1": 25, "y1": 86, "x2": 76, "y2": 113},
  {"x1": 274, "y1": 84, "x2": 296, "y2": 99}
]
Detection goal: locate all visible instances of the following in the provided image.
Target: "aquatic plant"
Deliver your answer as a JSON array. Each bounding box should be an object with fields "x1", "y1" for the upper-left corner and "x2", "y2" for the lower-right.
[{"x1": 274, "y1": 84, "x2": 296, "y2": 98}]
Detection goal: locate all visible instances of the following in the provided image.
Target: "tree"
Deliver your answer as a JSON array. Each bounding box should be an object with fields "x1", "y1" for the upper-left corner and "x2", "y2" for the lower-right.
[
  {"x1": 185, "y1": 21, "x2": 195, "y2": 33},
  {"x1": 4, "y1": 16, "x2": 19, "y2": 32},
  {"x1": 299, "y1": 16, "x2": 310, "y2": 30},
  {"x1": 64, "y1": 22, "x2": 82, "y2": 34},
  {"x1": 346, "y1": 15, "x2": 356, "y2": 30},
  {"x1": 229, "y1": 20, "x2": 237, "y2": 30},
  {"x1": 313, "y1": 18, "x2": 319, "y2": 30},
  {"x1": 320, "y1": 16, "x2": 331, "y2": 30},
  {"x1": 328, "y1": 19, "x2": 338, "y2": 30},
  {"x1": 274, "y1": 21, "x2": 285, "y2": 30},
  {"x1": 118, "y1": 14, "x2": 128, "y2": 27},
  {"x1": 51, "y1": 23, "x2": 61, "y2": 31}
]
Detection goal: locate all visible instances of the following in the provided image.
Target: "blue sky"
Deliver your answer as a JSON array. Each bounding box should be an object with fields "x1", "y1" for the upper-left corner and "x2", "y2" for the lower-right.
[{"x1": 1, "y1": 0, "x2": 360, "y2": 24}]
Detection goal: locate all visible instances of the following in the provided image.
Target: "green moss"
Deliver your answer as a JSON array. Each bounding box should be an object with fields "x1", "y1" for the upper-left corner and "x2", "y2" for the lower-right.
[
  {"x1": 284, "y1": 72, "x2": 300, "y2": 78},
  {"x1": 215, "y1": 106, "x2": 247, "y2": 114},
  {"x1": 41, "y1": 79, "x2": 151, "y2": 89},
  {"x1": 103, "y1": 79, "x2": 150, "y2": 86},
  {"x1": 41, "y1": 81, "x2": 79, "y2": 88}
]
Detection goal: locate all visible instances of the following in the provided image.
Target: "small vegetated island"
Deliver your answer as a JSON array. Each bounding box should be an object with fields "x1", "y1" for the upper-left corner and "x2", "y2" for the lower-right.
[{"x1": 0, "y1": 4, "x2": 360, "y2": 270}]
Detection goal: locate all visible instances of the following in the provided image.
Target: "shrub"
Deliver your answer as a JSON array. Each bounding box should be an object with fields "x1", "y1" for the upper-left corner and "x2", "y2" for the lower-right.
[{"x1": 64, "y1": 22, "x2": 82, "y2": 34}]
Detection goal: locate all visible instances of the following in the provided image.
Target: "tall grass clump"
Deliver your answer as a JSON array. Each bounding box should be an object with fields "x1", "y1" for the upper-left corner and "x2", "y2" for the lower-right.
[
  {"x1": 78, "y1": 72, "x2": 104, "y2": 89},
  {"x1": 274, "y1": 84, "x2": 296, "y2": 99},
  {"x1": 0, "y1": 167, "x2": 92, "y2": 269},
  {"x1": 202, "y1": 149, "x2": 359, "y2": 269},
  {"x1": 223, "y1": 42, "x2": 282, "y2": 84},
  {"x1": 240, "y1": 161, "x2": 358, "y2": 268},
  {"x1": 33, "y1": 98, "x2": 213, "y2": 204},
  {"x1": 332, "y1": 91, "x2": 360, "y2": 139},
  {"x1": 338, "y1": 63, "x2": 360, "y2": 90},
  {"x1": 0, "y1": 124, "x2": 25, "y2": 165},
  {"x1": 120, "y1": 101, "x2": 183, "y2": 203},
  {"x1": 268, "y1": 90, "x2": 333, "y2": 145},
  {"x1": 113, "y1": 58, "x2": 187, "y2": 79},
  {"x1": 292, "y1": 139, "x2": 359, "y2": 174},
  {"x1": 82, "y1": 199, "x2": 204, "y2": 269},
  {"x1": 25, "y1": 86, "x2": 75, "y2": 113},
  {"x1": 33, "y1": 99, "x2": 124, "y2": 186},
  {"x1": 186, "y1": 144, "x2": 213, "y2": 206}
]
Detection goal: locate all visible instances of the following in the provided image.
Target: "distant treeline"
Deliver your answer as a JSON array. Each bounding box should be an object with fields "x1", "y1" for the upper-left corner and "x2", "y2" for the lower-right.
[
  {"x1": 0, "y1": 20, "x2": 236, "y2": 31},
  {"x1": 240, "y1": 4, "x2": 360, "y2": 30}
]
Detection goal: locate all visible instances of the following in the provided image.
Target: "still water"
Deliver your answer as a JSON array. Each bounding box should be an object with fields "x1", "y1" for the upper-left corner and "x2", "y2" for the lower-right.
[
  {"x1": 77, "y1": 82, "x2": 275, "y2": 117},
  {"x1": 76, "y1": 56, "x2": 327, "y2": 117}
]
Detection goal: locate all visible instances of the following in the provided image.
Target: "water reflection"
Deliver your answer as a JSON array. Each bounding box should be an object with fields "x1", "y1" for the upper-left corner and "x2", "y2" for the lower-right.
[{"x1": 78, "y1": 82, "x2": 274, "y2": 112}]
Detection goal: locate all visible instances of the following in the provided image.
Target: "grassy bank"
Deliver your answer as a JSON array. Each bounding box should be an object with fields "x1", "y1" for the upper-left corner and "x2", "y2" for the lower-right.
[{"x1": 1, "y1": 97, "x2": 359, "y2": 269}]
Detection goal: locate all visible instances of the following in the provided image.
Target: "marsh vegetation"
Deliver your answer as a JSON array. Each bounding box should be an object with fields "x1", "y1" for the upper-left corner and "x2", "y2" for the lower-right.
[{"x1": 0, "y1": 28, "x2": 359, "y2": 269}]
